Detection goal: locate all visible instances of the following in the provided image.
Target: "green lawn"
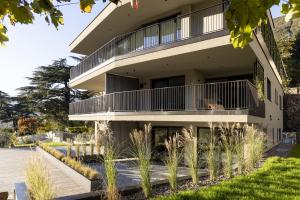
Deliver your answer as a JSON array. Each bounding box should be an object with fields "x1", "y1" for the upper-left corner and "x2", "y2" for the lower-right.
[
  {"x1": 155, "y1": 157, "x2": 300, "y2": 200},
  {"x1": 289, "y1": 144, "x2": 300, "y2": 158}
]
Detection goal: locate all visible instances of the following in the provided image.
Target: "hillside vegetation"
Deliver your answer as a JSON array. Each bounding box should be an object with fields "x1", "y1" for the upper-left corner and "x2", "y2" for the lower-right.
[{"x1": 274, "y1": 16, "x2": 300, "y2": 87}]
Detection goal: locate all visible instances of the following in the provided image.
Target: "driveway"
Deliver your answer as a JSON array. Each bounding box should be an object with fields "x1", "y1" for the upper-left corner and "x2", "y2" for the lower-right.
[{"x1": 0, "y1": 148, "x2": 85, "y2": 199}]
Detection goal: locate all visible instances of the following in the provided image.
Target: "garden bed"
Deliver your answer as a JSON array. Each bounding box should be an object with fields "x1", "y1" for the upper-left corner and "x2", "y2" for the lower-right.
[{"x1": 36, "y1": 145, "x2": 102, "y2": 192}]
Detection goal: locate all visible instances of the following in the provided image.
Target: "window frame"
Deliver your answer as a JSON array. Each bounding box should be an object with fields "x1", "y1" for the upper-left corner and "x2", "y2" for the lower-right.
[{"x1": 267, "y1": 78, "x2": 272, "y2": 102}]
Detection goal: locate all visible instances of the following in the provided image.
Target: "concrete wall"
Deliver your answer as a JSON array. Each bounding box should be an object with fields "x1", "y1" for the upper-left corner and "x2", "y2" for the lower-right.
[{"x1": 110, "y1": 121, "x2": 139, "y2": 156}]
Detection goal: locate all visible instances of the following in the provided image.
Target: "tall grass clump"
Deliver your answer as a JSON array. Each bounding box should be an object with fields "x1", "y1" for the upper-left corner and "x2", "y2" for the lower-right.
[
  {"x1": 219, "y1": 123, "x2": 235, "y2": 179},
  {"x1": 90, "y1": 142, "x2": 95, "y2": 156},
  {"x1": 66, "y1": 144, "x2": 72, "y2": 158},
  {"x1": 75, "y1": 144, "x2": 81, "y2": 159},
  {"x1": 99, "y1": 121, "x2": 119, "y2": 200},
  {"x1": 25, "y1": 155, "x2": 55, "y2": 200},
  {"x1": 234, "y1": 130, "x2": 245, "y2": 175},
  {"x1": 130, "y1": 123, "x2": 152, "y2": 198},
  {"x1": 182, "y1": 126, "x2": 198, "y2": 184},
  {"x1": 244, "y1": 125, "x2": 265, "y2": 171},
  {"x1": 165, "y1": 133, "x2": 182, "y2": 191},
  {"x1": 103, "y1": 139, "x2": 119, "y2": 200},
  {"x1": 96, "y1": 143, "x2": 101, "y2": 155},
  {"x1": 82, "y1": 144, "x2": 87, "y2": 156},
  {"x1": 202, "y1": 124, "x2": 219, "y2": 182}
]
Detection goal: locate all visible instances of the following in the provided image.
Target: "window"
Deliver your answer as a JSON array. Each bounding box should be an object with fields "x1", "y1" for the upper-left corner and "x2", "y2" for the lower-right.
[
  {"x1": 279, "y1": 128, "x2": 282, "y2": 141},
  {"x1": 279, "y1": 95, "x2": 282, "y2": 110},
  {"x1": 275, "y1": 89, "x2": 278, "y2": 105},
  {"x1": 267, "y1": 78, "x2": 272, "y2": 101},
  {"x1": 152, "y1": 126, "x2": 182, "y2": 147},
  {"x1": 197, "y1": 127, "x2": 211, "y2": 145}
]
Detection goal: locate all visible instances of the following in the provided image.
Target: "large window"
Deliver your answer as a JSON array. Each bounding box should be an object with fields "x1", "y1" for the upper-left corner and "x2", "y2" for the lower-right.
[
  {"x1": 152, "y1": 126, "x2": 182, "y2": 147},
  {"x1": 267, "y1": 78, "x2": 272, "y2": 101}
]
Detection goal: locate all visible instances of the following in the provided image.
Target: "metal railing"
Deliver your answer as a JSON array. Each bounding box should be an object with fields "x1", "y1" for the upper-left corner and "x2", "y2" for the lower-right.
[
  {"x1": 69, "y1": 80, "x2": 265, "y2": 117},
  {"x1": 70, "y1": 2, "x2": 229, "y2": 79}
]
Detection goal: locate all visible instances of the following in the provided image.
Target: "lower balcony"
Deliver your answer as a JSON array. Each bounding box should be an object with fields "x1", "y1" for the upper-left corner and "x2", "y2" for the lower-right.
[{"x1": 69, "y1": 80, "x2": 265, "y2": 120}]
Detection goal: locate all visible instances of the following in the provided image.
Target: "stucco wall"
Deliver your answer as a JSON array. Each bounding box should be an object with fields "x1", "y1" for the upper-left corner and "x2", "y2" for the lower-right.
[{"x1": 250, "y1": 36, "x2": 284, "y2": 149}]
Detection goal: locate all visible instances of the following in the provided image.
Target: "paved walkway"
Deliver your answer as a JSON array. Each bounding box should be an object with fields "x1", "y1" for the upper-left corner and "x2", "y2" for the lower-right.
[
  {"x1": 265, "y1": 144, "x2": 294, "y2": 158},
  {"x1": 0, "y1": 148, "x2": 85, "y2": 199},
  {"x1": 90, "y1": 162, "x2": 196, "y2": 191}
]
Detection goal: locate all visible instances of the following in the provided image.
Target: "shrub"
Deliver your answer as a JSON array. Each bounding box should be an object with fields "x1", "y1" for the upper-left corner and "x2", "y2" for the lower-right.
[
  {"x1": 165, "y1": 133, "x2": 182, "y2": 191},
  {"x1": 68, "y1": 126, "x2": 89, "y2": 134},
  {"x1": 0, "y1": 132, "x2": 13, "y2": 148},
  {"x1": 18, "y1": 117, "x2": 39, "y2": 135},
  {"x1": 182, "y1": 126, "x2": 198, "y2": 184},
  {"x1": 74, "y1": 133, "x2": 92, "y2": 143},
  {"x1": 25, "y1": 155, "x2": 55, "y2": 200},
  {"x1": 62, "y1": 157, "x2": 100, "y2": 180},
  {"x1": 39, "y1": 143, "x2": 64, "y2": 160},
  {"x1": 130, "y1": 123, "x2": 152, "y2": 198}
]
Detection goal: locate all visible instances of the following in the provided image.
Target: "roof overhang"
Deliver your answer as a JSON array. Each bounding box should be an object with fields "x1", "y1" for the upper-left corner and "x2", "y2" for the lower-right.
[{"x1": 69, "y1": 0, "x2": 206, "y2": 55}]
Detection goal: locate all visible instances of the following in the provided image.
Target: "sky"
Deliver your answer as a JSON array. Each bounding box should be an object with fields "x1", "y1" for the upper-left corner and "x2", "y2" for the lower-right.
[{"x1": 0, "y1": 2, "x2": 282, "y2": 96}]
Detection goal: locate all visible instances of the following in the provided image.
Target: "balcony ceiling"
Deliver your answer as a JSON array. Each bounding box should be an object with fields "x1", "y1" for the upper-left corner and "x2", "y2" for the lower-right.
[
  {"x1": 76, "y1": 44, "x2": 256, "y2": 91},
  {"x1": 110, "y1": 44, "x2": 256, "y2": 79},
  {"x1": 70, "y1": 0, "x2": 206, "y2": 55}
]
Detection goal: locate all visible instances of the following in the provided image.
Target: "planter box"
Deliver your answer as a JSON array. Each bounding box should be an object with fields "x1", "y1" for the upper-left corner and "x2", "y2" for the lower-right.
[{"x1": 36, "y1": 147, "x2": 102, "y2": 192}]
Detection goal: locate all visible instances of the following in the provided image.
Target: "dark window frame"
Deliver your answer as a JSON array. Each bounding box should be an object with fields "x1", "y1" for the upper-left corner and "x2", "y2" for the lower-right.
[{"x1": 267, "y1": 78, "x2": 272, "y2": 102}]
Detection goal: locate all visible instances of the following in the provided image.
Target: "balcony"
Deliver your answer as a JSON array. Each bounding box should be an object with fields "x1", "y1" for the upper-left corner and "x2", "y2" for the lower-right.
[
  {"x1": 69, "y1": 80, "x2": 265, "y2": 118},
  {"x1": 70, "y1": 2, "x2": 229, "y2": 80}
]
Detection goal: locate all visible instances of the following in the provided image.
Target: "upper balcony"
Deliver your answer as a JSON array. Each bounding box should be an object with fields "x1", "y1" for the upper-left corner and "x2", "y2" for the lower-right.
[{"x1": 70, "y1": 2, "x2": 229, "y2": 81}]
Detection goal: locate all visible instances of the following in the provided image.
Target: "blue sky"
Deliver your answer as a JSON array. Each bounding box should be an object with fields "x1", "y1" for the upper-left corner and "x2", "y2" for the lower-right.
[{"x1": 0, "y1": 3, "x2": 282, "y2": 96}]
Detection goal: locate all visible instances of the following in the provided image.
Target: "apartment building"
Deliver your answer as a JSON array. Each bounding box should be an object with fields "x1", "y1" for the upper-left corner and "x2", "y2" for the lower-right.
[{"x1": 69, "y1": 0, "x2": 284, "y2": 152}]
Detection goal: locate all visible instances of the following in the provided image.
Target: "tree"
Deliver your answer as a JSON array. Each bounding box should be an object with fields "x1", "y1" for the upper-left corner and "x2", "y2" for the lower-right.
[
  {"x1": 0, "y1": 0, "x2": 299, "y2": 48},
  {"x1": 17, "y1": 116, "x2": 39, "y2": 135},
  {"x1": 0, "y1": 90, "x2": 36, "y2": 130},
  {"x1": 0, "y1": 91, "x2": 11, "y2": 120},
  {"x1": 285, "y1": 32, "x2": 300, "y2": 86},
  {"x1": 274, "y1": 16, "x2": 300, "y2": 87},
  {"x1": 17, "y1": 58, "x2": 91, "y2": 129}
]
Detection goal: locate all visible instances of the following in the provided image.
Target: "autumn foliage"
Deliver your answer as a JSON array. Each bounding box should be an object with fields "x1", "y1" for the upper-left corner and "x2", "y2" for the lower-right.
[{"x1": 18, "y1": 117, "x2": 39, "y2": 135}]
